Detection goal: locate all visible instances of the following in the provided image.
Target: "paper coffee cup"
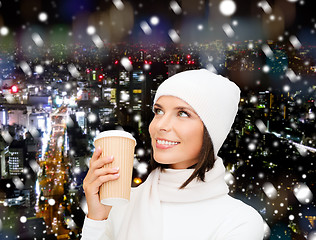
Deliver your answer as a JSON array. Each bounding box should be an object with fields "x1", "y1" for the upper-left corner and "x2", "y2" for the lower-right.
[{"x1": 94, "y1": 130, "x2": 136, "y2": 206}]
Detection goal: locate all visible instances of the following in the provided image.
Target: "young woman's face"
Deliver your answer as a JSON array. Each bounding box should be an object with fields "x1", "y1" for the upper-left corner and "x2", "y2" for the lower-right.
[{"x1": 149, "y1": 96, "x2": 204, "y2": 169}]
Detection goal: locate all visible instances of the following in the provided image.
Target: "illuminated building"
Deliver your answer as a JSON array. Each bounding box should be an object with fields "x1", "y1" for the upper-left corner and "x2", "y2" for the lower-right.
[{"x1": 0, "y1": 147, "x2": 9, "y2": 179}]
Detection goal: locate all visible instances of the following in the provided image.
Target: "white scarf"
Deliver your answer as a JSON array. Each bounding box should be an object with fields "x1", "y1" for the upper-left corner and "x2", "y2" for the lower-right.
[{"x1": 117, "y1": 157, "x2": 229, "y2": 240}]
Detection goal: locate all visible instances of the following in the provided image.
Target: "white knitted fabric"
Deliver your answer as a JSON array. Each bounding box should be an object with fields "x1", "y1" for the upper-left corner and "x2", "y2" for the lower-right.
[{"x1": 153, "y1": 69, "x2": 241, "y2": 156}]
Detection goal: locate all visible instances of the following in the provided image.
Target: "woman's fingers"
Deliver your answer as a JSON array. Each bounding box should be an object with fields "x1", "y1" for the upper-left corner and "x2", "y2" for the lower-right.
[
  {"x1": 93, "y1": 173, "x2": 120, "y2": 189},
  {"x1": 89, "y1": 147, "x2": 102, "y2": 164},
  {"x1": 83, "y1": 149, "x2": 120, "y2": 221},
  {"x1": 90, "y1": 155, "x2": 115, "y2": 170},
  {"x1": 83, "y1": 169, "x2": 120, "y2": 195},
  {"x1": 87, "y1": 166, "x2": 119, "y2": 184},
  {"x1": 83, "y1": 151, "x2": 120, "y2": 194},
  {"x1": 95, "y1": 166, "x2": 119, "y2": 177}
]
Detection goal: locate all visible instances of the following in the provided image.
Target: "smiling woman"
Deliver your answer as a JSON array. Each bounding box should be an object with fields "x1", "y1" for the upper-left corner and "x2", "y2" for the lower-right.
[
  {"x1": 149, "y1": 95, "x2": 216, "y2": 189},
  {"x1": 82, "y1": 69, "x2": 264, "y2": 240},
  {"x1": 149, "y1": 96, "x2": 204, "y2": 170}
]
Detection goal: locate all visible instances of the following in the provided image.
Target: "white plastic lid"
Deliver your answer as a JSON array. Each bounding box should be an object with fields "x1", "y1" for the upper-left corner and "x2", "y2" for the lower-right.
[{"x1": 94, "y1": 130, "x2": 136, "y2": 144}]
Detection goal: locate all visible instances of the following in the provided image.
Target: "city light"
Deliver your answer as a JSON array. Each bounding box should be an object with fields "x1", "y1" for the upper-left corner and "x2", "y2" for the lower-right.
[
  {"x1": 98, "y1": 74, "x2": 104, "y2": 81},
  {"x1": 10, "y1": 85, "x2": 18, "y2": 93},
  {"x1": 0, "y1": 1, "x2": 315, "y2": 239},
  {"x1": 133, "y1": 177, "x2": 142, "y2": 185}
]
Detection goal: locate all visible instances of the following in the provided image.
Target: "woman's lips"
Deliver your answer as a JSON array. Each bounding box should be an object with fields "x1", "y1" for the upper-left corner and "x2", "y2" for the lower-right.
[{"x1": 155, "y1": 139, "x2": 180, "y2": 149}]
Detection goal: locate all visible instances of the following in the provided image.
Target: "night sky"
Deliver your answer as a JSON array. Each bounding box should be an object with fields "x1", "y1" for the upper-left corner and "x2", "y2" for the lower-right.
[
  {"x1": 1, "y1": 0, "x2": 315, "y2": 45},
  {"x1": 1, "y1": 0, "x2": 316, "y2": 239}
]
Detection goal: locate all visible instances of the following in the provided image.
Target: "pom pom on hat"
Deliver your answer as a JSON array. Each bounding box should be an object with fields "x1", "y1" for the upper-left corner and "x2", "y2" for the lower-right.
[{"x1": 153, "y1": 69, "x2": 240, "y2": 157}]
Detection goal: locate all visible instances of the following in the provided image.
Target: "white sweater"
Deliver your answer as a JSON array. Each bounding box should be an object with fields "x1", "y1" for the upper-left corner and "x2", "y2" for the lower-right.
[{"x1": 81, "y1": 158, "x2": 264, "y2": 240}]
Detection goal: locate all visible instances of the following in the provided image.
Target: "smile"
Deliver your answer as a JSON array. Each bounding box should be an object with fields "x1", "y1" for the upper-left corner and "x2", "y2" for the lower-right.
[
  {"x1": 156, "y1": 139, "x2": 180, "y2": 149},
  {"x1": 157, "y1": 139, "x2": 180, "y2": 145}
]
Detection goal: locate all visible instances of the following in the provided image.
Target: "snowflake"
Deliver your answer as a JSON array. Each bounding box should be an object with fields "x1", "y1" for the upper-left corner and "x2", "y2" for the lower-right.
[
  {"x1": 219, "y1": 0, "x2": 236, "y2": 16},
  {"x1": 222, "y1": 24, "x2": 234, "y2": 38},
  {"x1": 20, "y1": 216, "x2": 27, "y2": 223},
  {"x1": 32, "y1": 33, "x2": 44, "y2": 47},
  {"x1": 168, "y1": 29, "x2": 180, "y2": 43},
  {"x1": 48, "y1": 198, "x2": 56, "y2": 206},
  {"x1": 140, "y1": 21, "x2": 152, "y2": 35},
  {"x1": 35, "y1": 65, "x2": 44, "y2": 74},
  {"x1": 120, "y1": 57, "x2": 133, "y2": 71},
  {"x1": 86, "y1": 26, "x2": 96, "y2": 35},
  {"x1": 38, "y1": 12, "x2": 48, "y2": 22},
  {"x1": 150, "y1": 16, "x2": 159, "y2": 26},
  {"x1": 170, "y1": 1, "x2": 182, "y2": 15},
  {"x1": 0, "y1": 26, "x2": 9, "y2": 36}
]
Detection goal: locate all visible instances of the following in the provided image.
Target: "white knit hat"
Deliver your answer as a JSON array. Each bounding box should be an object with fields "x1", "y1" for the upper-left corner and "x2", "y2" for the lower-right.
[{"x1": 153, "y1": 69, "x2": 241, "y2": 157}]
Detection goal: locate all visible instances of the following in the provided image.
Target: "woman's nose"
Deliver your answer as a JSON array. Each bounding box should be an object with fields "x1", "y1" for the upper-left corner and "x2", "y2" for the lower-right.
[{"x1": 157, "y1": 114, "x2": 172, "y2": 131}]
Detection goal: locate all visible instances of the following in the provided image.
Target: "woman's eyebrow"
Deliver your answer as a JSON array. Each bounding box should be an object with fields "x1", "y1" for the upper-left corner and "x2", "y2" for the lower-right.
[
  {"x1": 175, "y1": 106, "x2": 198, "y2": 114},
  {"x1": 175, "y1": 106, "x2": 194, "y2": 111},
  {"x1": 154, "y1": 103, "x2": 197, "y2": 114},
  {"x1": 153, "y1": 103, "x2": 162, "y2": 108}
]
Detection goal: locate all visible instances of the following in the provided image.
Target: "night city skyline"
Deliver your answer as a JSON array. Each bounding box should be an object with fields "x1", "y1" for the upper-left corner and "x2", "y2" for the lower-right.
[{"x1": 0, "y1": 0, "x2": 316, "y2": 239}]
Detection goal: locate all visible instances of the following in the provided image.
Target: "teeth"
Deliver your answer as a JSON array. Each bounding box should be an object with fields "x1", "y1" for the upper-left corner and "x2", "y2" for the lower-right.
[{"x1": 157, "y1": 139, "x2": 179, "y2": 145}]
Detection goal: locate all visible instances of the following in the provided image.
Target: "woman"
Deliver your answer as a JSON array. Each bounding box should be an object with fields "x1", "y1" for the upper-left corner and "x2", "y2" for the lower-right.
[{"x1": 82, "y1": 69, "x2": 264, "y2": 240}]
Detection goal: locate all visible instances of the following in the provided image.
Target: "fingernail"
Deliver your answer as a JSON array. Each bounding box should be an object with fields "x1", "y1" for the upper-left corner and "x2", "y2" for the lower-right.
[
  {"x1": 114, "y1": 173, "x2": 120, "y2": 177},
  {"x1": 108, "y1": 155, "x2": 114, "y2": 160},
  {"x1": 113, "y1": 167, "x2": 119, "y2": 171}
]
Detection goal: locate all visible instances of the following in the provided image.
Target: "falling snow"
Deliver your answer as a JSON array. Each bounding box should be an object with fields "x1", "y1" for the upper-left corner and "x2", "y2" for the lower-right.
[
  {"x1": 168, "y1": 29, "x2": 180, "y2": 43},
  {"x1": 32, "y1": 33, "x2": 44, "y2": 47},
  {"x1": 258, "y1": 1, "x2": 272, "y2": 14},
  {"x1": 222, "y1": 23, "x2": 235, "y2": 38},
  {"x1": 12, "y1": 177, "x2": 24, "y2": 190},
  {"x1": 140, "y1": 21, "x2": 152, "y2": 35},
  {"x1": 120, "y1": 57, "x2": 133, "y2": 71},
  {"x1": 263, "y1": 182, "x2": 278, "y2": 199},
  {"x1": 68, "y1": 63, "x2": 80, "y2": 78},
  {"x1": 38, "y1": 12, "x2": 48, "y2": 22},
  {"x1": 0, "y1": 26, "x2": 9, "y2": 36},
  {"x1": 219, "y1": 0, "x2": 237, "y2": 16},
  {"x1": 0, "y1": 0, "x2": 315, "y2": 239},
  {"x1": 150, "y1": 16, "x2": 160, "y2": 26},
  {"x1": 19, "y1": 61, "x2": 32, "y2": 77},
  {"x1": 48, "y1": 199, "x2": 56, "y2": 206},
  {"x1": 112, "y1": 0, "x2": 124, "y2": 11},
  {"x1": 92, "y1": 34, "x2": 104, "y2": 48},
  {"x1": 294, "y1": 183, "x2": 313, "y2": 204},
  {"x1": 170, "y1": 1, "x2": 182, "y2": 15},
  {"x1": 20, "y1": 216, "x2": 27, "y2": 223},
  {"x1": 289, "y1": 35, "x2": 302, "y2": 49},
  {"x1": 136, "y1": 162, "x2": 148, "y2": 175},
  {"x1": 286, "y1": 68, "x2": 300, "y2": 83},
  {"x1": 262, "y1": 44, "x2": 274, "y2": 58},
  {"x1": 86, "y1": 26, "x2": 96, "y2": 36},
  {"x1": 34, "y1": 65, "x2": 44, "y2": 74}
]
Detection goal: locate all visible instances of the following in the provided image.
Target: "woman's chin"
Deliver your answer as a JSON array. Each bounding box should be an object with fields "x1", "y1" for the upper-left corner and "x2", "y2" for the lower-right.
[{"x1": 153, "y1": 156, "x2": 173, "y2": 166}]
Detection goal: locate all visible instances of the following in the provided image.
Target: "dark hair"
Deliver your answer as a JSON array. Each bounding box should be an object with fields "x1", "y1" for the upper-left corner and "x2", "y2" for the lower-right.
[{"x1": 149, "y1": 125, "x2": 215, "y2": 189}]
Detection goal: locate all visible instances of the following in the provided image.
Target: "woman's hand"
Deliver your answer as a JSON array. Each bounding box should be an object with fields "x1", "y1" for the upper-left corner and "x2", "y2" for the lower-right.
[{"x1": 83, "y1": 147, "x2": 120, "y2": 220}]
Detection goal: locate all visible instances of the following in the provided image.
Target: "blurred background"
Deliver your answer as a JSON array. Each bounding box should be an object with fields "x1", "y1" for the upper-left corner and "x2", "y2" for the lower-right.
[{"x1": 0, "y1": 0, "x2": 315, "y2": 239}]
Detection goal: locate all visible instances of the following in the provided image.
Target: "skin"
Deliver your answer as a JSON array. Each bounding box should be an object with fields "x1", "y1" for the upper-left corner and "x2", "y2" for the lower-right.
[
  {"x1": 83, "y1": 96, "x2": 204, "y2": 220},
  {"x1": 149, "y1": 96, "x2": 204, "y2": 169},
  {"x1": 83, "y1": 148, "x2": 119, "y2": 220}
]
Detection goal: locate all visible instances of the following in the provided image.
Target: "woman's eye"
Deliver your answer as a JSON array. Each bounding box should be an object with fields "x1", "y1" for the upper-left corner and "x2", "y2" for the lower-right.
[
  {"x1": 179, "y1": 111, "x2": 189, "y2": 117},
  {"x1": 154, "y1": 108, "x2": 163, "y2": 115}
]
